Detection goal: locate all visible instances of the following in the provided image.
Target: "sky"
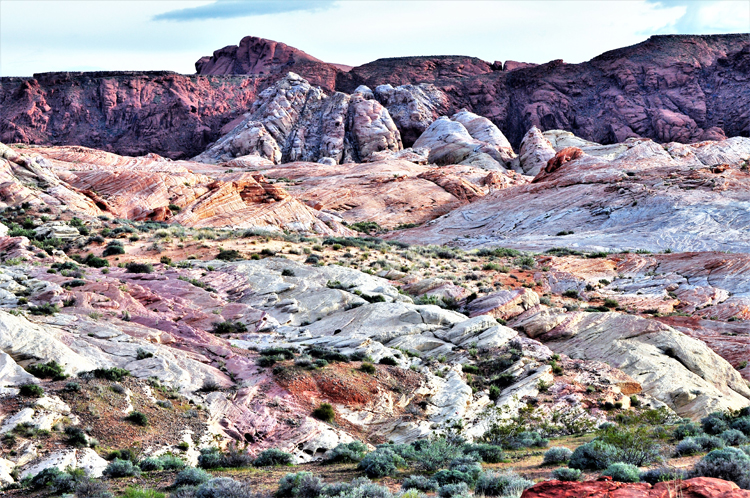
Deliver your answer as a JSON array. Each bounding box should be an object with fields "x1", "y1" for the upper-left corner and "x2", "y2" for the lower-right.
[{"x1": 0, "y1": 0, "x2": 748, "y2": 77}]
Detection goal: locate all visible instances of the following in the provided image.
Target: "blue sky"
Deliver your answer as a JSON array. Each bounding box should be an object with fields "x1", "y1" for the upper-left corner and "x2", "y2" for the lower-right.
[{"x1": 0, "y1": 0, "x2": 748, "y2": 76}]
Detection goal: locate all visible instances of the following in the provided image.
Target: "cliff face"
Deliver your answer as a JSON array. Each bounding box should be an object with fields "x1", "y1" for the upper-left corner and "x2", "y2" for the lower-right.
[{"x1": 1, "y1": 35, "x2": 747, "y2": 158}]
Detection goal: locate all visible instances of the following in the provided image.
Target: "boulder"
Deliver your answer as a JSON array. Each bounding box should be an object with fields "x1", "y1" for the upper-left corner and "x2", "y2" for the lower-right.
[
  {"x1": 517, "y1": 126, "x2": 556, "y2": 176},
  {"x1": 374, "y1": 83, "x2": 449, "y2": 146},
  {"x1": 0, "y1": 351, "x2": 36, "y2": 387},
  {"x1": 20, "y1": 448, "x2": 108, "y2": 479},
  {"x1": 467, "y1": 288, "x2": 540, "y2": 320}
]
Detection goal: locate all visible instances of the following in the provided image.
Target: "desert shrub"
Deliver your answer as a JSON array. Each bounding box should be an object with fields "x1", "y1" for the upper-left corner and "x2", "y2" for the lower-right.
[
  {"x1": 29, "y1": 302, "x2": 59, "y2": 315},
  {"x1": 673, "y1": 420, "x2": 702, "y2": 440},
  {"x1": 125, "y1": 262, "x2": 153, "y2": 274},
  {"x1": 216, "y1": 249, "x2": 243, "y2": 261},
  {"x1": 307, "y1": 347, "x2": 349, "y2": 363},
  {"x1": 90, "y1": 367, "x2": 130, "y2": 381},
  {"x1": 139, "y1": 457, "x2": 164, "y2": 472},
  {"x1": 50, "y1": 470, "x2": 85, "y2": 494},
  {"x1": 437, "y1": 483, "x2": 468, "y2": 498},
  {"x1": 195, "y1": 477, "x2": 252, "y2": 498},
  {"x1": 159, "y1": 454, "x2": 186, "y2": 471},
  {"x1": 551, "y1": 467, "x2": 581, "y2": 482},
  {"x1": 596, "y1": 424, "x2": 662, "y2": 466},
  {"x1": 692, "y1": 447, "x2": 750, "y2": 488},
  {"x1": 125, "y1": 411, "x2": 148, "y2": 426},
  {"x1": 411, "y1": 438, "x2": 465, "y2": 472},
  {"x1": 360, "y1": 363, "x2": 376, "y2": 374},
  {"x1": 28, "y1": 467, "x2": 66, "y2": 489},
  {"x1": 676, "y1": 438, "x2": 703, "y2": 456},
  {"x1": 505, "y1": 430, "x2": 548, "y2": 450},
  {"x1": 474, "y1": 470, "x2": 533, "y2": 497},
  {"x1": 19, "y1": 383, "x2": 44, "y2": 397},
  {"x1": 701, "y1": 412, "x2": 730, "y2": 435},
  {"x1": 73, "y1": 478, "x2": 114, "y2": 498},
  {"x1": 276, "y1": 472, "x2": 323, "y2": 498},
  {"x1": 379, "y1": 356, "x2": 398, "y2": 366},
  {"x1": 543, "y1": 447, "x2": 573, "y2": 465},
  {"x1": 103, "y1": 458, "x2": 141, "y2": 477},
  {"x1": 108, "y1": 448, "x2": 136, "y2": 461},
  {"x1": 65, "y1": 426, "x2": 89, "y2": 447},
  {"x1": 254, "y1": 448, "x2": 295, "y2": 467},
  {"x1": 568, "y1": 440, "x2": 620, "y2": 470},
  {"x1": 211, "y1": 321, "x2": 248, "y2": 334},
  {"x1": 327, "y1": 441, "x2": 369, "y2": 463},
  {"x1": 26, "y1": 360, "x2": 68, "y2": 380},
  {"x1": 639, "y1": 467, "x2": 687, "y2": 484},
  {"x1": 102, "y1": 244, "x2": 125, "y2": 257},
  {"x1": 693, "y1": 435, "x2": 726, "y2": 452},
  {"x1": 401, "y1": 475, "x2": 439, "y2": 492},
  {"x1": 119, "y1": 488, "x2": 165, "y2": 498},
  {"x1": 602, "y1": 463, "x2": 640, "y2": 483},
  {"x1": 312, "y1": 403, "x2": 335, "y2": 423},
  {"x1": 720, "y1": 429, "x2": 749, "y2": 446},
  {"x1": 462, "y1": 443, "x2": 505, "y2": 463},
  {"x1": 173, "y1": 467, "x2": 211, "y2": 487},
  {"x1": 732, "y1": 417, "x2": 750, "y2": 436},
  {"x1": 433, "y1": 459, "x2": 482, "y2": 487},
  {"x1": 198, "y1": 447, "x2": 223, "y2": 469},
  {"x1": 359, "y1": 448, "x2": 405, "y2": 478},
  {"x1": 222, "y1": 445, "x2": 254, "y2": 468}
]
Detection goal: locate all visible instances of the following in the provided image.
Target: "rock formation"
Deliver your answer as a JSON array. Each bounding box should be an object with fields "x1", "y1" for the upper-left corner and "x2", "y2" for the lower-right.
[
  {"x1": 194, "y1": 74, "x2": 403, "y2": 165},
  {"x1": 393, "y1": 134, "x2": 750, "y2": 253},
  {"x1": 1, "y1": 35, "x2": 747, "y2": 159}
]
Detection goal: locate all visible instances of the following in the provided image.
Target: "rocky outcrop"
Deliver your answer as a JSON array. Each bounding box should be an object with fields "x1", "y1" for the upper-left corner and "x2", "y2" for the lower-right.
[
  {"x1": 393, "y1": 135, "x2": 750, "y2": 253},
  {"x1": 412, "y1": 114, "x2": 513, "y2": 170},
  {"x1": 373, "y1": 84, "x2": 450, "y2": 146},
  {"x1": 194, "y1": 73, "x2": 402, "y2": 165},
  {"x1": 520, "y1": 477, "x2": 750, "y2": 498},
  {"x1": 511, "y1": 307, "x2": 750, "y2": 418},
  {"x1": 517, "y1": 126, "x2": 556, "y2": 176},
  {"x1": 3, "y1": 35, "x2": 747, "y2": 159}
]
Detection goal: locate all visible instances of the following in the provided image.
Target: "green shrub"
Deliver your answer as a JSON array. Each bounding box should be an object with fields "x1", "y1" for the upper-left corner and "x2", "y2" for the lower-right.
[
  {"x1": 359, "y1": 448, "x2": 405, "y2": 477},
  {"x1": 103, "y1": 458, "x2": 141, "y2": 477},
  {"x1": 120, "y1": 487, "x2": 165, "y2": 498},
  {"x1": 401, "y1": 475, "x2": 439, "y2": 492},
  {"x1": 254, "y1": 448, "x2": 295, "y2": 467},
  {"x1": 217, "y1": 248, "x2": 243, "y2": 261},
  {"x1": 692, "y1": 447, "x2": 750, "y2": 488},
  {"x1": 138, "y1": 457, "x2": 164, "y2": 472},
  {"x1": 125, "y1": 262, "x2": 153, "y2": 273},
  {"x1": 360, "y1": 362, "x2": 376, "y2": 374},
  {"x1": 308, "y1": 347, "x2": 349, "y2": 363},
  {"x1": 26, "y1": 360, "x2": 68, "y2": 380},
  {"x1": 198, "y1": 447, "x2": 223, "y2": 469},
  {"x1": 125, "y1": 411, "x2": 148, "y2": 426},
  {"x1": 639, "y1": 467, "x2": 687, "y2": 484},
  {"x1": 568, "y1": 440, "x2": 619, "y2": 470},
  {"x1": 552, "y1": 467, "x2": 582, "y2": 481},
  {"x1": 326, "y1": 441, "x2": 368, "y2": 463},
  {"x1": 19, "y1": 383, "x2": 44, "y2": 397},
  {"x1": 437, "y1": 482, "x2": 468, "y2": 498},
  {"x1": 158, "y1": 454, "x2": 186, "y2": 470},
  {"x1": 173, "y1": 467, "x2": 211, "y2": 487},
  {"x1": 462, "y1": 443, "x2": 505, "y2": 464},
  {"x1": 732, "y1": 417, "x2": 750, "y2": 436},
  {"x1": 379, "y1": 356, "x2": 398, "y2": 366},
  {"x1": 693, "y1": 435, "x2": 726, "y2": 452},
  {"x1": 543, "y1": 447, "x2": 573, "y2": 465},
  {"x1": 65, "y1": 426, "x2": 88, "y2": 447},
  {"x1": 28, "y1": 467, "x2": 66, "y2": 489},
  {"x1": 90, "y1": 367, "x2": 130, "y2": 381},
  {"x1": 211, "y1": 321, "x2": 248, "y2": 334},
  {"x1": 474, "y1": 470, "x2": 533, "y2": 496},
  {"x1": 102, "y1": 244, "x2": 125, "y2": 257},
  {"x1": 29, "y1": 302, "x2": 59, "y2": 315},
  {"x1": 675, "y1": 438, "x2": 703, "y2": 456},
  {"x1": 312, "y1": 403, "x2": 335, "y2": 423},
  {"x1": 701, "y1": 412, "x2": 730, "y2": 435},
  {"x1": 433, "y1": 459, "x2": 482, "y2": 487},
  {"x1": 276, "y1": 471, "x2": 323, "y2": 498},
  {"x1": 602, "y1": 462, "x2": 640, "y2": 482},
  {"x1": 673, "y1": 420, "x2": 702, "y2": 440},
  {"x1": 719, "y1": 429, "x2": 748, "y2": 446}
]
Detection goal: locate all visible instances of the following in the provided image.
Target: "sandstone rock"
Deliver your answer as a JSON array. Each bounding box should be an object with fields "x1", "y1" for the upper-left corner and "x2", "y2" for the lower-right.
[
  {"x1": 520, "y1": 477, "x2": 750, "y2": 498},
  {"x1": 195, "y1": 74, "x2": 402, "y2": 165},
  {"x1": 393, "y1": 135, "x2": 750, "y2": 253},
  {"x1": 467, "y1": 288, "x2": 540, "y2": 320},
  {"x1": 374, "y1": 84, "x2": 450, "y2": 146},
  {"x1": 413, "y1": 117, "x2": 506, "y2": 170},
  {"x1": 452, "y1": 110, "x2": 516, "y2": 164},
  {"x1": 0, "y1": 351, "x2": 36, "y2": 387},
  {"x1": 33, "y1": 221, "x2": 81, "y2": 241},
  {"x1": 20, "y1": 448, "x2": 108, "y2": 479},
  {"x1": 517, "y1": 126, "x2": 556, "y2": 176},
  {"x1": 521, "y1": 309, "x2": 750, "y2": 418},
  {"x1": 0, "y1": 458, "x2": 13, "y2": 485}
]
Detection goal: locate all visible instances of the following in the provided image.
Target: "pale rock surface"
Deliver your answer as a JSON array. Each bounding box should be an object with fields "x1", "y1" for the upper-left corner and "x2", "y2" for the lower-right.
[
  {"x1": 517, "y1": 126, "x2": 556, "y2": 176},
  {"x1": 20, "y1": 448, "x2": 108, "y2": 479},
  {"x1": 452, "y1": 110, "x2": 516, "y2": 164},
  {"x1": 0, "y1": 458, "x2": 13, "y2": 485},
  {"x1": 467, "y1": 288, "x2": 540, "y2": 319},
  {"x1": 0, "y1": 351, "x2": 36, "y2": 387},
  {"x1": 516, "y1": 309, "x2": 750, "y2": 418},
  {"x1": 374, "y1": 83, "x2": 449, "y2": 146}
]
